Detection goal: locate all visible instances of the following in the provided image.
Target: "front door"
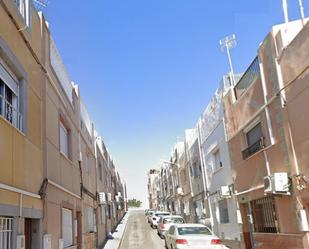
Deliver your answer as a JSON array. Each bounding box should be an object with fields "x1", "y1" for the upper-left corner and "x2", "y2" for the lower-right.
[
  {"x1": 25, "y1": 219, "x2": 31, "y2": 249},
  {"x1": 76, "y1": 211, "x2": 82, "y2": 249}
]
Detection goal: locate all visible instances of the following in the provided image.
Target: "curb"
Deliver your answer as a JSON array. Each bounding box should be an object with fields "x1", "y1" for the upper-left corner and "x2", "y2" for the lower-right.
[
  {"x1": 103, "y1": 211, "x2": 130, "y2": 249},
  {"x1": 117, "y1": 212, "x2": 130, "y2": 249}
]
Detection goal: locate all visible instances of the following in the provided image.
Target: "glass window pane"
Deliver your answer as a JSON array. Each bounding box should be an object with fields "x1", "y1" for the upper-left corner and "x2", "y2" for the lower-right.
[
  {"x1": 60, "y1": 122, "x2": 69, "y2": 157},
  {"x1": 62, "y1": 208, "x2": 73, "y2": 248},
  {"x1": 247, "y1": 123, "x2": 262, "y2": 146}
]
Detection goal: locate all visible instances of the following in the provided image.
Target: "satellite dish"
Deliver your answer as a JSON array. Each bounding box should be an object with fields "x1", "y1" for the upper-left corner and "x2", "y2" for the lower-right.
[{"x1": 33, "y1": 0, "x2": 48, "y2": 11}]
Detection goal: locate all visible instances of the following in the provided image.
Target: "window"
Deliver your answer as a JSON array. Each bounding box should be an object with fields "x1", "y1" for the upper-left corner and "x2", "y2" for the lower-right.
[
  {"x1": 59, "y1": 121, "x2": 69, "y2": 158},
  {"x1": 192, "y1": 162, "x2": 201, "y2": 178},
  {"x1": 98, "y1": 163, "x2": 103, "y2": 181},
  {"x1": 251, "y1": 196, "x2": 278, "y2": 233},
  {"x1": 86, "y1": 207, "x2": 96, "y2": 233},
  {"x1": 100, "y1": 205, "x2": 106, "y2": 224},
  {"x1": 242, "y1": 123, "x2": 264, "y2": 159},
  {"x1": 178, "y1": 227, "x2": 211, "y2": 235},
  {"x1": 0, "y1": 217, "x2": 13, "y2": 249},
  {"x1": 213, "y1": 149, "x2": 222, "y2": 171},
  {"x1": 106, "y1": 205, "x2": 111, "y2": 219},
  {"x1": 219, "y1": 199, "x2": 229, "y2": 224},
  {"x1": 13, "y1": 0, "x2": 31, "y2": 26},
  {"x1": 0, "y1": 78, "x2": 21, "y2": 130},
  {"x1": 62, "y1": 208, "x2": 73, "y2": 248}
]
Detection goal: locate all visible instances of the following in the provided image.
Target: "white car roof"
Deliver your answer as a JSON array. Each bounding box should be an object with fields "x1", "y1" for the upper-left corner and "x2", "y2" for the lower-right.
[{"x1": 173, "y1": 223, "x2": 208, "y2": 228}]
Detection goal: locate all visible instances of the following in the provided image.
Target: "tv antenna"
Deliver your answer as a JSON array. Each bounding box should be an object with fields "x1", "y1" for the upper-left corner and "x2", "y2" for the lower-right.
[
  {"x1": 33, "y1": 0, "x2": 48, "y2": 11},
  {"x1": 219, "y1": 34, "x2": 237, "y2": 87}
]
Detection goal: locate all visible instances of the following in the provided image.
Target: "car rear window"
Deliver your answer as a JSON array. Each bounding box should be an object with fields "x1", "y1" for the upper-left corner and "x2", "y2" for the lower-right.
[
  {"x1": 155, "y1": 213, "x2": 170, "y2": 217},
  {"x1": 177, "y1": 227, "x2": 212, "y2": 235},
  {"x1": 164, "y1": 218, "x2": 184, "y2": 224}
]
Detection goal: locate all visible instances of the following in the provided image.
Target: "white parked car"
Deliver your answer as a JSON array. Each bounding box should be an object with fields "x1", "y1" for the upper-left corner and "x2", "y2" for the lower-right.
[
  {"x1": 150, "y1": 211, "x2": 171, "y2": 228},
  {"x1": 165, "y1": 223, "x2": 229, "y2": 249},
  {"x1": 157, "y1": 215, "x2": 185, "y2": 239}
]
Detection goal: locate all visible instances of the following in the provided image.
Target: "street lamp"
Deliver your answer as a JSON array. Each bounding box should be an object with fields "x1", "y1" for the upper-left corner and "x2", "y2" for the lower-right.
[{"x1": 219, "y1": 34, "x2": 237, "y2": 87}]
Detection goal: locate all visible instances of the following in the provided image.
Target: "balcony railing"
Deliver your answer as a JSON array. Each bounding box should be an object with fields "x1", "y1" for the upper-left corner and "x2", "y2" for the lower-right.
[
  {"x1": 242, "y1": 137, "x2": 264, "y2": 159},
  {"x1": 234, "y1": 56, "x2": 260, "y2": 99},
  {"x1": 12, "y1": 0, "x2": 29, "y2": 25},
  {"x1": 0, "y1": 95, "x2": 23, "y2": 131}
]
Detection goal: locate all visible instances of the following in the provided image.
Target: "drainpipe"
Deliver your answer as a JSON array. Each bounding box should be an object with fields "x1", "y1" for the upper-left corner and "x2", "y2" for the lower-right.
[
  {"x1": 258, "y1": 56, "x2": 275, "y2": 176},
  {"x1": 197, "y1": 117, "x2": 214, "y2": 229},
  {"x1": 185, "y1": 139, "x2": 194, "y2": 198}
]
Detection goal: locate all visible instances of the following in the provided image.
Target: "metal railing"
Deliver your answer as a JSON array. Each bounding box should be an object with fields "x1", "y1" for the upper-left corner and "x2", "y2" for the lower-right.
[
  {"x1": 242, "y1": 137, "x2": 264, "y2": 160},
  {"x1": 0, "y1": 217, "x2": 13, "y2": 249},
  {"x1": 0, "y1": 95, "x2": 23, "y2": 131},
  {"x1": 12, "y1": 0, "x2": 26, "y2": 20},
  {"x1": 234, "y1": 56, "x2": 260, "y2": 99}
]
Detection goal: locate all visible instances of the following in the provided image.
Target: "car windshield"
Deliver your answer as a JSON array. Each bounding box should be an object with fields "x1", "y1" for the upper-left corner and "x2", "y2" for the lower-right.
[
  {"x1": 155, "y1": 213, "x2": 169, "y2": 217},
  {"x1": 177, "y1": 227, "x2": 212, "y2": 235},
  {"x1": 164, "y1": 218, "x2": 184, "y2": 224}
]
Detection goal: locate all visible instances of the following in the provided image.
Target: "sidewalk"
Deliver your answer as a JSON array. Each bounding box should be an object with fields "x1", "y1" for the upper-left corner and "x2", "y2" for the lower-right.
[{"x1": 103, "y1": 211, "x2": 130, "y2": 249}]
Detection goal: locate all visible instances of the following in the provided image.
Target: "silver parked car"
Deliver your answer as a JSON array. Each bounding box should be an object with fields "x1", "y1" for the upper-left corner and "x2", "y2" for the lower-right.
[
  {"x1": 165, "y1": 223, "x2": 230, "y2": 249},
  {"x1": 157, "y1": 215, "x2": 184, "y2": 239}
]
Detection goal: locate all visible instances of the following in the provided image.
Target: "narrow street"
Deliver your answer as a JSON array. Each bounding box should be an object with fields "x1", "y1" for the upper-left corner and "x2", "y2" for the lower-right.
[{"x1": 119, "y1": 210, "x2": 165, "y2": 249}]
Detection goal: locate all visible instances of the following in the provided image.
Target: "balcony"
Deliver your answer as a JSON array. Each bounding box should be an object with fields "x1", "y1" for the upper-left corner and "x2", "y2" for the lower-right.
[
  {"x1": 234, "y1": 56, "x2": 260, "y2": 99},
  {"x1": 0, "y1": 95, "x2": 23, "y2": 131},
  {"x1": 242, "y1": 137, "x2": 264, "y2": 159}
]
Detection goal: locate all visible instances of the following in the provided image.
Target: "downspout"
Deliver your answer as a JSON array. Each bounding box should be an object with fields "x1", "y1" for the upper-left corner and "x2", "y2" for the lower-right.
[
  {"x1": 197, "y1": 118, "x2": 214, "y2": 228},
  {"x1": 259, "y1": 56, "x2": 275, "y2": 176}
]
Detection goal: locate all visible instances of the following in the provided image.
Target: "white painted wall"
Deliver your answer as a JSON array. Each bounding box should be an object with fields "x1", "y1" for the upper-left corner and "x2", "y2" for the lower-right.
[{"x1": 200, "y1": 80, "x2": 240, "y2": 241}]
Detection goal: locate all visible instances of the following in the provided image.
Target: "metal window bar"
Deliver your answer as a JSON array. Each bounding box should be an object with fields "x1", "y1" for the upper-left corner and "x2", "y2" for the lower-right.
[
  {"x1": 0, "y1": 217, "x2": 13, "y2": 249},
  {"x1": 234, "y1": 56, "x2": 260, "y2": 99},
  {"x1": 242, "y1": 137, "x2": 264, "y2": 159},
  {"x1": 251, "y1": 196, "x2": 278, "y2": 233},
  {"x1": 12, "y1": 0, "x2": 26, "y2": 19},
  {"x1": 0, "y1": 95, "x2": 23, "y2": 131}
]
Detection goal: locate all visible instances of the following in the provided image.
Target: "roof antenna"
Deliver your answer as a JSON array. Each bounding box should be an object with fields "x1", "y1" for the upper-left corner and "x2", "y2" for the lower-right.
[
  {"x1": 219, "y1": 34, "x2": 237, "y2": 87},
  {"x1": 282, "y1": 0, "x2": 289, "y2": 23},
  {"x1": 298, "y1": 0, "x2": 306, "y2": 26}
]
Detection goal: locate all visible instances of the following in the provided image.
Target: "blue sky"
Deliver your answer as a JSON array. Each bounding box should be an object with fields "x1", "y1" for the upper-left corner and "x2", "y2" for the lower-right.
[{"x1": 44, "y1": 0, "x2": 307, "y2": 206}]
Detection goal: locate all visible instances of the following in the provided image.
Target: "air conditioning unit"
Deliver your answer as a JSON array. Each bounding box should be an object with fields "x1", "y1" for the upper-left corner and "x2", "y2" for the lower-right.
[
  {"x1": 98, "y1": 192, "x2": 106, "y2": 204},
  {"x1": 107, "y1": 193, "x2": 112, "y2": 202},
  {"x1": 43, "y1": 234, "x2": 52, "y2": 249},
  {"x1": 219, "y1": 186, "x2": 231, "y2": 198},
  {"x1": 118, "y1": 191, "x2": 122, "y2": 197},
  {"x1": 115, "y1": 195, "x2": 120, "y2": 202},
  {"x1": 176, "y1": 187, "x2": 184, "y2": 195},
  {"x1": 16, "y1": 235, "x2": 25, "y2": 249},
  {"x1": 264, "y1": 172, "x2": 290, "y2": 194}
]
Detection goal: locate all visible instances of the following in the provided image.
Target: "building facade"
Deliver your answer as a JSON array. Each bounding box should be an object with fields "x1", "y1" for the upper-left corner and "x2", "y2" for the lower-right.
[
  {"x1": 0, "y1": 1, "x2": 45, "y2": 248},
  {"x1": 0, "y1": 1, "x2": 127, "y2": 248}
]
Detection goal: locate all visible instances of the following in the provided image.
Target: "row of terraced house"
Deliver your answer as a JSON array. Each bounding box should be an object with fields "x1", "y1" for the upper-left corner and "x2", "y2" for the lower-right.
[
  {"x1": 0, "y1": 1, "x2": 127, "y2": 249},
  {"x1": 148, "y1": 18, "x2": 309, "y2": 249}
]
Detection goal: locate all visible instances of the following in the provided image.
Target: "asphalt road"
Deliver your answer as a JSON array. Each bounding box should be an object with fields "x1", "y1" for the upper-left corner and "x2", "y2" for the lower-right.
[{"x1": 119, "y1": 210, "x2": 165, "y2": 249}]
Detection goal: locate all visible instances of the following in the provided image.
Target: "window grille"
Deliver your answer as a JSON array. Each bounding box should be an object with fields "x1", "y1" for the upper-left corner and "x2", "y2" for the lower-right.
[
  {"x1": 0, "y1": 217, "x2": 13, "y2": 249},
  {"x1": 251, "y1": 196, "x2": 278, "y2": 233},
  {"x1": 219, "y1": 200, "x2": 229, "y2": 224},
  {"x1": 0, "y1": 80, "x2": 23, "y2": 131}
]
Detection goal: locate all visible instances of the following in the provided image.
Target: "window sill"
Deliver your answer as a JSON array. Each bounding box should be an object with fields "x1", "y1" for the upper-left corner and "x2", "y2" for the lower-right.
[
  {"x1": 60, "y1": 151, "x2": 73, "y2": 164},
  {"x1": 0, "y1": 115, "x2": 25, "y2": 137}
]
